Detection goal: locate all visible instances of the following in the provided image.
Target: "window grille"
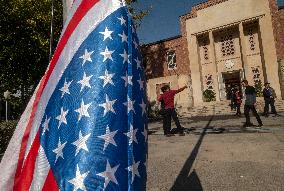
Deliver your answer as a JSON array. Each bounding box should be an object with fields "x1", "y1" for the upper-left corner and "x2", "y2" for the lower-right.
[
  {"x1": 167, "y1": 51, "x2": 177, "y2": 70},
  {"x1": 221, "y1": 34, "x2": 235, "y2": 56},
  {"x1": 252, "y1": 67, "x2": 261, "y2": 84},
  {"x1": 205, "y1": 74, "x2": 214, "y2": 90},
  {"x1": 248, "y1": 29, "x2": 256, "y2": 51}
]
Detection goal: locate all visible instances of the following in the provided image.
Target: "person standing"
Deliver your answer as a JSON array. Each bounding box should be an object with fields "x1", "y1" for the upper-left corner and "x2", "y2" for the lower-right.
[
  {"x1": 234, "y1": 87, "x2": 242, "y2": 116},
  {"x1": 158, "y1": 85, "x2": 187, "y2": 136},
  {"x1": 241, "y1": 80, "x2": 263, "y2": 127},
  {"x1": 228, "y1": 85, "x2": 235, "y2": 111},
  {"x1": 262, "y1": 82, "x2": 278, "y2": 117}
]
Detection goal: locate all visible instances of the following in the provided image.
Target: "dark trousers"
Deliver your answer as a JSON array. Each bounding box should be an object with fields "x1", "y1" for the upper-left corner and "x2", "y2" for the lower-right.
[
  {"x1": 230, "y1": 99, "x2": 236, "y2": 110},
  {"x1": 244, "y1": 105, "x2": 262, "y2": 125},
  {"x1": 264, "y1": 98, "x2": 277, "y2": 115},
  {"x1": 163, "y1": 108, "x2": 182, "y2": 135},
  {"x1": 236, "y1": 103, "x2": 241, "y2": 115}
]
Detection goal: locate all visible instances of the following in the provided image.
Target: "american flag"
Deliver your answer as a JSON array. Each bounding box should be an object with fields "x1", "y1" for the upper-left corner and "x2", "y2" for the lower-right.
[{"x1": 0, "y1": 0, "x2": 147, "y2": 190}]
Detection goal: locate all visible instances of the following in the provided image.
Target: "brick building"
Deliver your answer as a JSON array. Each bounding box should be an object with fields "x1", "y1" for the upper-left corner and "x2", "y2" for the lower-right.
[{"x1": 142, "y1": 0, "x2": 284, "y2": 109}]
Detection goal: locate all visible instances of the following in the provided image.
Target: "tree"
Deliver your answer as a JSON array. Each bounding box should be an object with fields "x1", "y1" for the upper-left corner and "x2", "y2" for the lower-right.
[
  {"x1": 125, "y1": 0, "x2": 150, "y2": 27},
  {"x1": 0, "y1": 0, "x2": 63, "y2": 117},
  {"x1": 0, "y1": 0, "x2": 148, "y2": 119}
]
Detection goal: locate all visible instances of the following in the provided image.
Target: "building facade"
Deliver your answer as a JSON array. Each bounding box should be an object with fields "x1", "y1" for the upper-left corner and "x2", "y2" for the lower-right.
[{"x1": 142, "y1": 0, "x2": 284, "y2": 108}]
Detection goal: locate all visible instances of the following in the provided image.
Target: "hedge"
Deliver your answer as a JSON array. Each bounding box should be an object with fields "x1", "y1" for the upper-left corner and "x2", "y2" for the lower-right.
[{"x1": 0, "y1": 120, "x2": 18, "y2": 160}]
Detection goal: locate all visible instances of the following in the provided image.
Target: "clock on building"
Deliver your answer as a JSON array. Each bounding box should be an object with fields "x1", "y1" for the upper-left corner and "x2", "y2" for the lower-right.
[{"x1": 225, "y1": 59, "x2": 234, "y2": 70}]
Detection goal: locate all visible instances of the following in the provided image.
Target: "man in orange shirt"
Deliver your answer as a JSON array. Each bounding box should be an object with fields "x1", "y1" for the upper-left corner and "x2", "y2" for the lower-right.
[{"x1": 158, "y1": 85, "x2": 187, "y2": 136}]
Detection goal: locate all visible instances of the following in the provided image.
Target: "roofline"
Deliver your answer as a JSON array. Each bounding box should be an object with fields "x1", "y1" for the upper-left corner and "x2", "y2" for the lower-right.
[
  {"x1": 141, "y1": 35, "x2": 182, "y2": 46},
  {"x1": 179, "y1": 12, "x2": 190, "y2": 18},
  {"x1": 179, "y1": 0, "x2": 207, "y2": 18},
  {"x1": 179, "y1": 0, "x2": 231, "y2": 19},
  {"x1": 194, "y1": 0, "x2": 209, "y2": 7}
]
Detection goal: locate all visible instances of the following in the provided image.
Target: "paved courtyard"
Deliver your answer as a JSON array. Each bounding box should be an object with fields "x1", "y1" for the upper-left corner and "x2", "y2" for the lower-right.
[{"x1": 146, "y1": 112, "x2": 284, "y2": 191}]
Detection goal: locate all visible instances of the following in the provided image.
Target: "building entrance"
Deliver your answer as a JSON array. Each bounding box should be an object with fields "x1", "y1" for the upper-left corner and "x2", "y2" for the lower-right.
[{"x1": 222, "y1": 70, "x2": 241, "y2": 100}]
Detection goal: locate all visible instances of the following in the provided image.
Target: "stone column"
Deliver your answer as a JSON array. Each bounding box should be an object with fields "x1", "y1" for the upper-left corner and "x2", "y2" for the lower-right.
[
  {"x1": 189, "y1": 35, "x2": 203, "y2": 105},
  {"x1": 279, "y1": 59, "x2": 284, "y2": 99},
  {"x1": 238, "y1": 22, "x2": 248, "y2": 79},
  {"x1": 258, "y1": 17, "x2": 281, "y2": 98},
  {"x1": 209, "y1": 31, "x2": 220, "y2": 101}
]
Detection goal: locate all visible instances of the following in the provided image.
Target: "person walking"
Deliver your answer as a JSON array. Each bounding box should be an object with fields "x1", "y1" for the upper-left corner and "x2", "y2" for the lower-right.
[
  {"x1": 262, "y1": 82, "x2": 278, "y2": 117},
  {"x1": 241, "y1": 80, "x2": 263, "y2": 128},
  {"x1": 234, "y1": 86, "x2": 242, "y2": 116},
  {"x1": 158, "y1": 85, "x2": 187, "y2": 136}
]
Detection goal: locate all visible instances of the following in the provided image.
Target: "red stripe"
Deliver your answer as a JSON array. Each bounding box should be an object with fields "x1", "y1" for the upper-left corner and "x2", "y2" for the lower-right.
[
  {"x1": 13, "y1": 74, "x2": 48, "y2": 190},
  {"x1": 42, "y1": 170, "x2": 59, "y2": 191},
  {"x1": 13, "y1": 132, "x2": 40, "y2": 191},
  {"x1": 13, "y1": 0, "x2": 100, "y2": 190}
]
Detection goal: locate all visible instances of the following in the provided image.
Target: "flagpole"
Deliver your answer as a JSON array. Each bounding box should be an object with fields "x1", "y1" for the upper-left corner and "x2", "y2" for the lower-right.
[{"x1": 49, "y1": 0, "x2": 55, "y2": 61}]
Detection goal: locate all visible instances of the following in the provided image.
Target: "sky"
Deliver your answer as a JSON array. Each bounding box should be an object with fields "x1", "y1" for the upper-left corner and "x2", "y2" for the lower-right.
[{"x1": 133, "y1": 0, "x2": 284, "y2": 45}]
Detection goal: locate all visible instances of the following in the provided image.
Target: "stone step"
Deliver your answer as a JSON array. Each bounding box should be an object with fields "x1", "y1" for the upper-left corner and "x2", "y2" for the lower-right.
[{"x1": 179, "y1": 99, "x2": 284, "y2": 117}]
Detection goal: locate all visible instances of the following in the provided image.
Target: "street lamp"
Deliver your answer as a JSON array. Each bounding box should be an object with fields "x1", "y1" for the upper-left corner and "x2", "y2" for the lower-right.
[{"x1": 3, "y1": 90, "x2": 11, "y2": 122}]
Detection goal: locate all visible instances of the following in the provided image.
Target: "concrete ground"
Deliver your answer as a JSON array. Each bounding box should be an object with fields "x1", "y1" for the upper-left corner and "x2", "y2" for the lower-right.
[{"x1": 146, "y1": 112, "x2": 284, "y2": 191}]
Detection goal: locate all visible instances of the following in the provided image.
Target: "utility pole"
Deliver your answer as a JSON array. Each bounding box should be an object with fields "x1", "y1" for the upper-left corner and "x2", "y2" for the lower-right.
[{"x1": 49, "y1": 0, "x2": 55, "y2": 61}]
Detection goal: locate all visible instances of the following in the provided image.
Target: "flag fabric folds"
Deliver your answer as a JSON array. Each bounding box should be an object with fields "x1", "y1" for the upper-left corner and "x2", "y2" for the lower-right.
[
  {"x1": 62, "y1": 0, "x2": 75, "y2": 23},
  {"x1": 0, "y1": 0, "x2": 147, "y2": 190}
]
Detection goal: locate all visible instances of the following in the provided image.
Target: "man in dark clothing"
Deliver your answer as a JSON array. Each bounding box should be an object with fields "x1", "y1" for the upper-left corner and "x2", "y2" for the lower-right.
[
  {"x1": 230, "y1": 87, "x2": 236, "y2": 111},
  {"x1": 262, "y1": 82, "x2": 278, "y2": 117},
  {"x1": 158, "y1": 85, "x2": 187, "y2": 136},
  {"x1": 241, "y1": 80, "x2": 263, "y2": 128}
]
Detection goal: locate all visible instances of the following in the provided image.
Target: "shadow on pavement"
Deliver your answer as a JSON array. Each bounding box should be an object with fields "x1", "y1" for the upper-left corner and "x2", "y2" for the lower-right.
[
  {"x1": 171, "y1": 170, "x2": 203, "y2": 191},
  {"x1": 180, "y1": 114, "x2": 243, "y2": 123},
  {"x1": 170, "y1": 115, "x2": 214, "y2": 191}
]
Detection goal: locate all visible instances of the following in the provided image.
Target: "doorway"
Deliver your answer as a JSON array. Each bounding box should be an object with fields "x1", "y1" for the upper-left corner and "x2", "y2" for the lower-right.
[{"x1": 222, "y1": 70, "x2": 241, "y2": 100}]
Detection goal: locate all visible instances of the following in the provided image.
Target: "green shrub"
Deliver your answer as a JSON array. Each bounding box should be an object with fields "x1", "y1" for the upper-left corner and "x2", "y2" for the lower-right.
[
  {"x1": 0, "y1": 120, "x2": 18, "y2": 156},
  {"x1": 0, "y1": 96, "x2": 24, "y2": 121},
  {"x1": 147, "y1": 101, "x2": 159, "y2": 118},
  {"x1": 254, "y1": 81, "x2": 263, "y2": 97},
  {"x1": 203, "y1": 89, "x2": 216, "y2": 102}
]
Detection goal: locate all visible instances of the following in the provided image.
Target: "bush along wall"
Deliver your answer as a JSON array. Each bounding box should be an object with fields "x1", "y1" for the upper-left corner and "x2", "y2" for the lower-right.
[
  {"x1": 254, "y1": 81, "x2": 263, "y2": 97},
  {"x1": 203, "y1": 89, "x2": 216, "y2": 102},
  {"x1": 0, "y1": 120, "x2": 18, "y2": 160}
]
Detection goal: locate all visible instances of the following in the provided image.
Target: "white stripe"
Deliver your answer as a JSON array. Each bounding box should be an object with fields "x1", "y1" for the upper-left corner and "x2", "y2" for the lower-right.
[
  {"x1": 63, "y1": 0, "x2": 76, "y2": 24},
  {"x1": 60, "y1": 0, "x2": 82, "y2": 42},
  {"x1": 0, "y1": 84, "x2": 39, "y2": 191},
  {"x1": 29, "y1": 146, "x2": 50, "y2": 191},
  {"x1": 23, "y1": 0, "x2": 123, "y2": 164}
]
